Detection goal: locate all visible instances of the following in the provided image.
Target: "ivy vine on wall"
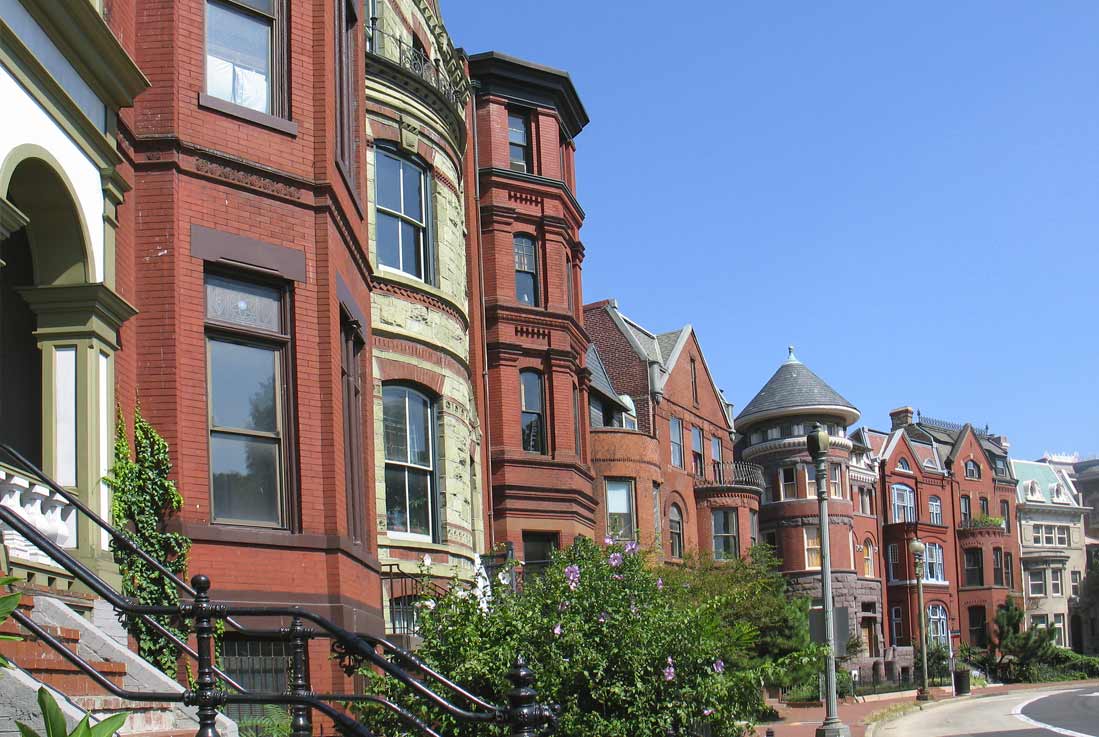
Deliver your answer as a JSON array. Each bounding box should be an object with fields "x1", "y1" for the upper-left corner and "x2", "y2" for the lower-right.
[{"x1": 105, "y1": 406, "x2": 191, "y2": 678}]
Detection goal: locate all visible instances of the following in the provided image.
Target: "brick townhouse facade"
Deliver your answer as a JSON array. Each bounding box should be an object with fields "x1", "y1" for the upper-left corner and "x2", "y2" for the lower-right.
[
  {"x1": 858, "y1": 408, "x2": 1022, "y2": 656},
  {"x1": 585, "y1": 300, "x2": 760, "y2": 562}
]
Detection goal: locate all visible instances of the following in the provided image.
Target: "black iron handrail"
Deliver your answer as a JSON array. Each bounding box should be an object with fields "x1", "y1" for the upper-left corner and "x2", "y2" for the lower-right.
[
  {"x1": 365, "y1": 19, "x2": 465, "y2": 112},
  {"x1": 0, "y1": 446, "x2": 556, "y2": 737}
]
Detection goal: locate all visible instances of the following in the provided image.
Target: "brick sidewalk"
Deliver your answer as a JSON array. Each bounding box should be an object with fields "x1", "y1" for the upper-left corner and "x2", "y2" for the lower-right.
[{"x1": 752, "y1": 679, "x2": 1099, "y2": 737}]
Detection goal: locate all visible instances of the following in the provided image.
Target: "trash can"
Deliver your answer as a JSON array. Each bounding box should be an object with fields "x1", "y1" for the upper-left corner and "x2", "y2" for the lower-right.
[{"x1": 953, "y1": 668, "x2": 971, "y2": 695}]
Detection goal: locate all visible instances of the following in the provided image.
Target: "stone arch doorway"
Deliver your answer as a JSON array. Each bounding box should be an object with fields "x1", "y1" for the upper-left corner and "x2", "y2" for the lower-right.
[{"x1": 1, "y1": 154, "x2": 92, "y2": 469}]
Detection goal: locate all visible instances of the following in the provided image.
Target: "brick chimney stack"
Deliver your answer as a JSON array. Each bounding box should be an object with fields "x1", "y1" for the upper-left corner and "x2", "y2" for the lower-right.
[{"x1": 890, "y1": 406, "x2": 915, "y2": 431}]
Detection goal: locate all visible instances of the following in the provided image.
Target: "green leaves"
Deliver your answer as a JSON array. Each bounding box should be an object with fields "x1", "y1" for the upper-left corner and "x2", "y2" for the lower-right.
[
  {"x1": 104, "y1": 407, "x2": 190, "y2": 678},
  {"x1": 1, "y1": 574, "x2": 24, "y2": 668},
  {"x1": 15, "y1": 689, "x2": 128, "y2": 737}
]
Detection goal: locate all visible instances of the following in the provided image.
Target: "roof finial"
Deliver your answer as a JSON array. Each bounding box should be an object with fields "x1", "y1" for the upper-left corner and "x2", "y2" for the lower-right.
[{"x1": 785, "y1": 345, "x2": 800, "y2": 364}]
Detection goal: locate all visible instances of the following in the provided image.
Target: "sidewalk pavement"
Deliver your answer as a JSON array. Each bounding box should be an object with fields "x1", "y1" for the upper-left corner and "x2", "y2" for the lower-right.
[{"x1": 751, "y1": 679, "x2": 1099, "y2": 737}]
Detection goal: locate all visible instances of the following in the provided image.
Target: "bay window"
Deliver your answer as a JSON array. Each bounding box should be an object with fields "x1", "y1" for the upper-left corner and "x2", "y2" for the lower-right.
[
  {"x1": 376, "y1": 147, "x2": 432, "y2": 282},
  {"x1": 520, "y1": 370, "x2": 545, "y2": 453},
  {"x1": 891, "y1": 484, "x2": 915, "y2": 523},
  {"x1": 383, "y1": 385, "x2": 436, "y2": 539},
  {"x1": 606, "y1": 479, "x2": 635, "y2": 541},
  {"x1": 804, "y1": 526, "x2": 821, "y2": 569},
  {"x1": 513, "y1": 234, "x2": 539, "y2": 305},
  {"x1": 205, "y1": 0, "x2": 280, "y2": 115},
  {"x1": 713, "y1": 509, "x2": 739, "y2": 561}
]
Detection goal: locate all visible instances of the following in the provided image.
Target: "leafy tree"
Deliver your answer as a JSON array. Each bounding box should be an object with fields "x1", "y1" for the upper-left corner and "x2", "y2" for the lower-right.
[
  {"x1": 355, "y1": 538, "x2": 812, "y2": 737},
  {"x1": 963, "y1": 600, "x2": 1057, "y2": 683},
  {"x1": 105, "y1": 407, "x2": 190, "y2": 677}
]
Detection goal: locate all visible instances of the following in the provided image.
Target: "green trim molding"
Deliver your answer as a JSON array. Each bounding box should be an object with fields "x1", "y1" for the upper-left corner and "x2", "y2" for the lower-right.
[{"x1": 17, "y1": 283, "x2": 137, "y2": 350}]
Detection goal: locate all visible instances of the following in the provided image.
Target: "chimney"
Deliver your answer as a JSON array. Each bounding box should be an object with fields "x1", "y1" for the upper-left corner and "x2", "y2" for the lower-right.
[
  {"x1": 890, "y1": 406, "x2": 914, "y2": 431},
  {"x1": 990, "y1": 434, "x2": 1010, "y2": 450}
]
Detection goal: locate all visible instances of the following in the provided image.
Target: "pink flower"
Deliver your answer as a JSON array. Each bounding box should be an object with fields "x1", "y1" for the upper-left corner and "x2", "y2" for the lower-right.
[
  {"x1": 625, "y1": 541, "x2": 639, "y2": 554},
  {"x1": 553, "y1": 623, "x2": 562, "y2": 637},
  {"x1": 663, "y1": 657, "x2": 676, "y2": 682},
  {"x1": 612, "y1": 574, "x2": 624, "y2": 580},
  {"x1": 604, "y1": 536, "x2": 614, "y2": 546},
  {"x1": 564, "y1": 564, "x2": 581, "y2": 591},
  {"x1": 597, "y1": 611, "x2": 608, "y2": 624},
  {"x1": 713, "y1": 659, "x2": 725, "y2": 674},
  {"x1": 656, "y1": 578, "x2": 664, "y2": 591},
  {"x1": 608, "y1": 553, "x2": 624, "y2": 568},
  {"x1": 702, "y1": 708, "x2": 715, "y2": 717},
  {"x1": 558, "y1": 600, "x2": 570, "y2": 611}
]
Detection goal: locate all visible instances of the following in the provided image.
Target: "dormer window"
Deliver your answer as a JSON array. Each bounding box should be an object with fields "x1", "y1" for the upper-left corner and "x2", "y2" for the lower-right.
[
  {"x1": 923, "y1": 458, "x2": 936, "y2": 469},
  {"x1": 1026, "y1": 480, "x2": 1043, "y2": 501},
  {"x1": 965, "y1": 460, "x2": 981, "y2": 479},
  {"x1": 896, "y1": 458, "x2": 911, "y2": 472},
  {"x1": 1051, "y1": 483, "x2": 1070, "y2": 504}
]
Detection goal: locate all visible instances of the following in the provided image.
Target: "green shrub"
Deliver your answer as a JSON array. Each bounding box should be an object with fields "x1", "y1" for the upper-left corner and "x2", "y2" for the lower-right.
[{"x1": 355, "y1": 538, "x2": 813, "y2": 737}]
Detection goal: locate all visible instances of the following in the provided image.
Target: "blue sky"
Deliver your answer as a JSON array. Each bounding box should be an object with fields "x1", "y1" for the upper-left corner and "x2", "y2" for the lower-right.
[{"x1": 446, "y1": 2, "x2": 1099, "y2": 461}]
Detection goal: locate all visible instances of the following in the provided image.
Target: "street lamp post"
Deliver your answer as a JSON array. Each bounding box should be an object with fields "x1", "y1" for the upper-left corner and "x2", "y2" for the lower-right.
[
  {"x1": 909, "y1": 538, "x2": 931, "y2": 701},
  {"x1": 807, "y1": 424, "x2": 850, "y2": 737}
]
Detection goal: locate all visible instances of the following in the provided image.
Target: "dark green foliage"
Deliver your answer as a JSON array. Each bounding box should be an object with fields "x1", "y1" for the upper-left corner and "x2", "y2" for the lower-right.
[
  {"x1": 961, "y1": 600, "x2": 1058, "y2": 683},
  {"x1": 16, "y1": 687, "x2": 127, "y2": 737},
  {"x1": 1, "y1": 574, "x2": 23, "y2": 667},
  {"x1": 355, "y1": 538, "x2": 813, "y2": 737},
  {"x1": 105, "y1": 407, "x2": 190, "y2": 678}
]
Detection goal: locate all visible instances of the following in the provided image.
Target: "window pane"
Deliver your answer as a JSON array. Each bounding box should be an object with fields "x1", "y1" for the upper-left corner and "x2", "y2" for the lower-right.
[
  {"x1": 376, "y1": 152, "x2": 402, "y2": 212},
  {"x1": 407, "y1": 468, "x2": 431, "y2": 536},
  {"x1": 522, "y1": 412, "x2": 543, "y2": 452},
  {"x1": 407, "y1": 390, "x2": 431, "y2": 468},
  {"x1": 400, "y1": 220, "x2": 423, "y2": 278},
  {"x1": 206, "y1": 0, "x2": 272, "y2": 113},
  {"x1": 402, "y1": 162, "x2": 424, "y2": 222},
  {"x1": 516, "y1": 272, "x2": 537, "y2": 305},
  {"x1": 385, "y1": 465, "x2": 408, "y2": 532},
  {"x1": 206, "y1": 274, "x2": 281, "y2": 332},
  {"x1": 382, "y1": 388, "x2": 408, "y2": 462},
  {"x1": 211, "y1": 432, "x2": 280, "y2": 523},
  {"x1": 606, "y1": 480, "x2": 633, "y2": 539},
  {"x1": 521, "y1": 372, "x2": 543, "y2": 412},
  {"x1": 376, "y1": 212, "x2": 401, "y2": 269},
  {"x1": 209, "y1": 340, "x2": 277, "y2": 432},
  {"x1": 508, "y1": 113, "x2": 527, "y2": 144}
]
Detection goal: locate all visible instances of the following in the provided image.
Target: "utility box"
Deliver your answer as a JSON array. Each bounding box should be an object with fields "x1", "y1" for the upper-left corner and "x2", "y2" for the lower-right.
[{"x1": 809, "y1": 606, "x2": 850, "y2": 656}]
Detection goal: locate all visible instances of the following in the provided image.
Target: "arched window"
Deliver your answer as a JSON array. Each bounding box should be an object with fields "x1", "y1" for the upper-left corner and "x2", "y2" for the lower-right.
[
  {"x1": 382, "y1": 385, "x2": 436, "y2": 539},
  {"x1": 965, "y1": 460, "x2": 981, "y2": 479},
  {"x1": 929, "y1": 496, "x2": 942, "y2": 525},
  {"x1": 891, "y1": 484, "x2": 915, "y2": 523},
  {"x1": 669, "y1": 504, "x2": 684, "y2": 559},
  {"x1": 896, "y1": 457, "x2": 911, "y2": 472},
  {"x1": 513, "y1": 234, "x2": 539, "y2": 306},
  {"x1": 863, "y1": 539, "x2": 874, "y2": 577},
  {"x1": 927, "y1": 604, "x2": 949, "y2": 646},
  {"x1": 375, "y1": 146, "x2": 432, "y2": 282},
  {"x1": 520, "y1": 370, "x2": 545, "y2": 453},
  {"x1": 1026, "y1": 480, "x2": 1043, "y2": 500}
]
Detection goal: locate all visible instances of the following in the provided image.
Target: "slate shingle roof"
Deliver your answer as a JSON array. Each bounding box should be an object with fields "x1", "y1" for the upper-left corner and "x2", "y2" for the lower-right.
[
  {"x1": 587, "y1": 344, "x2": 628, "y2": 409},
  {"x1": 737, "y1": 347, "x2": 858, "y2": 424}
]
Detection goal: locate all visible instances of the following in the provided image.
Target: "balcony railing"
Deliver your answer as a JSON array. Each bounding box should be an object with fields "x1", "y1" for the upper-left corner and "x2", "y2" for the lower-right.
[
  {"x1": 366, "y1": 20, "x2": 465, "y2": 114},
  {"x1": 959, "y1": 515, "x2": 1006, "y2": 531},
  {"x1": 695, "y1": 461, "x2": 765, "y2": 492}
]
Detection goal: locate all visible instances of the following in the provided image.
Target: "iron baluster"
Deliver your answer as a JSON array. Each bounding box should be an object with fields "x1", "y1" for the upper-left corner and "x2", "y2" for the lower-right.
[
  {"x1": 505, "y1": 657, "x2": 556, "y2": 737},
  {"x1": 287, "y1": 615, "x2": 313, "y2": 737},
  {"x1": 190, "y1": 575, "x2": 223, "y2": 737}
]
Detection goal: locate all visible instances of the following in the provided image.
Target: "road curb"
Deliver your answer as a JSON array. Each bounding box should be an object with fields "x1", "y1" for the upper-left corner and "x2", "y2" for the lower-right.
[{"x1": 863, "y1": 696, "x2": 958, "y2": 737}]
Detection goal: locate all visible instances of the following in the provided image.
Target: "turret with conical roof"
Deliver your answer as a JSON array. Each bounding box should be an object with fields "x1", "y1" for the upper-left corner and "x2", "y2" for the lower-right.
[{"x1": 737, "y1": 346, "x2": 859, "y2": 428}]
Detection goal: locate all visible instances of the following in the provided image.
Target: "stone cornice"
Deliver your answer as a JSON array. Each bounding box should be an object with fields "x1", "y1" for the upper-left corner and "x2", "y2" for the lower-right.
[
  {"x1": 742, "y1": 436, "x2": 853, "y2": 461},
  {"x1": 18, "y1": 282, "x2": 137, "y2": 349},
  {"x1": 0, "y1": 196, "x2": 30, "y2": 241}
]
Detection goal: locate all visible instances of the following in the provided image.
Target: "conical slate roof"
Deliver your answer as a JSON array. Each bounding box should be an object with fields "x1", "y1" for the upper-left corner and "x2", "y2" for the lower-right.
[{"x1": 736, "y1": 347, "x2": 859, "y2": 426}]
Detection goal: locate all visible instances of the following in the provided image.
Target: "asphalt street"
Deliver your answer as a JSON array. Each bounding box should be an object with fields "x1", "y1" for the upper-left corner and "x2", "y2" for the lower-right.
[{"x1": 875, "y1": 687, "x2": 1099, "y2": 737}]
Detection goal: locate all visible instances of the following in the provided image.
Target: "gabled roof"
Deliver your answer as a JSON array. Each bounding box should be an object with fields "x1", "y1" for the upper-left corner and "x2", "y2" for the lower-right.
[
  {"x1": 1012, "y1": 459, "x2": 1081, "y2": 507},
  {"x1": 586, "y1": 344, "x2": 629, "y2": 411},
  {"x1": 736, "y1": 347, "x2": 859, "y2": 426}
]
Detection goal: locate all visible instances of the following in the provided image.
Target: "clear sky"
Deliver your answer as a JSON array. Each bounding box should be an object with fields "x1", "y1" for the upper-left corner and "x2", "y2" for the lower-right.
[{"x1": 445, "y1": 2, "x2": 1099, "y2": 461}]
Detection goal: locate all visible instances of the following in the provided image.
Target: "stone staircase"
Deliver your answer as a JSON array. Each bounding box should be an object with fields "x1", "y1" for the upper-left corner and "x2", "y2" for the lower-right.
[{"x1": 0, "y1": 590, "x2": 238, "y2": 737}]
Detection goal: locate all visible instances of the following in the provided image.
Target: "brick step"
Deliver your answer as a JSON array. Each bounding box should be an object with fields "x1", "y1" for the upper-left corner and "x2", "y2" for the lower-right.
[
  {"x1": 17, "y1": 655, "x2": 127, "y2": 696},
  {"x1": 72, "y1": 696, "x2": 180, "y2": 735}
]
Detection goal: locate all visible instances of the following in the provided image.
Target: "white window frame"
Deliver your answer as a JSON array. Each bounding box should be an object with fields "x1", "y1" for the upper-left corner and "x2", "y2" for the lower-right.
[
  {"x1": 670, "y1": 417, "x2": 684, "y2": 468},
  {"x1": 924, "y1": 543, "x2": 946, "y2": 582},
  {"x1": 781, "y1": 466, "x2": 797, "y2": 500},
  {"x1": 891, "y1": 484, "x2": 915, "y2": 523},
  {"x1": 829, "y1": 463, "x2": 842, "y2": 498},
  {"x1": 1054, "y1": 613, "x2": 1066, "y2": 646},
  {"x1": 896, "y1": 457, "x2": 911, "y2": 472},
  {"x1": 1072, "y1": 570, "x2": 1082, "y2": 597},
  {"x1": 1029, "y1": 568, "x2": 1046, "y2": 598},
  {"x1": 929, "y1": 495, "x2": 943, "y2": 525},
  {"x1": 863, "y1": 539, "x2": 874, "y2": 578},
  {"x1": 1051, "y1": 569, "x2": 1063, "y2": 597},
  {"x1": 928, "y1": 604, "x2": 949, "y2": 647},
  {"x1": 804, "y1": 526, "x2": 821, "y2": 570}
]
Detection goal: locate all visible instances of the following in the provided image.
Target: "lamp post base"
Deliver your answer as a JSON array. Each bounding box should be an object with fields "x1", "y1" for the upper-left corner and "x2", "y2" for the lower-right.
[{"x1": 815, "y1": 721, "x2": 852, "y2": 737}]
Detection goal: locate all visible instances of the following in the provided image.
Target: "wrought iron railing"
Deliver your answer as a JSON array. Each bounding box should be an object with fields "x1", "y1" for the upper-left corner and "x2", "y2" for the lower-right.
[
  {"x1": 694, "y1": 461, "x2": 765, "y2": 491},
  {"x1": 365, "y1": 19, "x2": 465, "y2": 113},
  {"x1": 0, "y1": 445, "x2": 556, "y2": 737},
  {"x1": 381, "y1": 562, "x2": 449, "y2": 637}
]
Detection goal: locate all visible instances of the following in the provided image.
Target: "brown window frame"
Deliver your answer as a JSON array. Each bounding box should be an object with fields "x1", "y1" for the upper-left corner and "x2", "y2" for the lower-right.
[
  {"x1": 964, "y1": 548, "x2": 984, "y2": 587},
  {"x1": 204, "y1": 269, "x2": 297, "y2": 530},
  {"x1": 508, "y1": 108, "x2": 533, "y2": 173},
  {"x1": 334, "y1": 0, "x2": 358, "y2": 178},
  {"x1": 201, "y1": 0, "x2": 293, "y2": 127},
  {"x1": 340, "y1": 310, "x2": 366, "y2": 543}
]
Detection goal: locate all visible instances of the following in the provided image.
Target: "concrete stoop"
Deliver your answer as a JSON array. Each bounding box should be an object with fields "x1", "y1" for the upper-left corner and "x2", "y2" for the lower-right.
[{"x1": 0, "y1": 592, "x2": 238, "y2": 737}]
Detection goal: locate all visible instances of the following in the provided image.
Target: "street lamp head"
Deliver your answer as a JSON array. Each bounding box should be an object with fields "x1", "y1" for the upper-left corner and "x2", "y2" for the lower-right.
[
  {"x1": 908, "y1": 538, "x2": 926, "y2": 556},
  {"x1": 806, "y1": 422, "x2": 830, "y2": 458}
]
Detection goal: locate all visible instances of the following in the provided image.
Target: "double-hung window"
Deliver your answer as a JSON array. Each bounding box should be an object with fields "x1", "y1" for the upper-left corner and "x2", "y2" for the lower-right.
[
  {"x1": 1001, "y1": 500, "x2": 1011, "y2": 533},
  {"x1": 513, "y1": 235, "x2": 539, "y2": 305},
  {"x1": 206, "y1": 274, "x2": 291, "y2": 527},
  {"x1": 340, "y1": 313, "x2": 365, "y2": 542},
  {"x1": 508, "y1": 110, "x2": 532, "y2": 172},
  {"x1": 1072, "y1": 570, "x2": 1082, "y2": 597},
  {"x1": 334, "y1": 0, "x2": 357, "y2": 170},
  {"x1": 925, "y1": 543, "x2": 945, "y2": 582},
  {"x1": 383, "y1": 386, "x2": 436, "y2": 539},
  {"x1": 376, "y1": 147, "x2": 432, "y2": 282},
  {"x1": 965, "y1": 460, "x2": 981, "y2": 479},
  {"x1": 960, "y1": 495, "x2": 971, "y2": 524},
  {"x1": 670, "y1": 417, "x2": 684, "y2": 468},
  {"x1": 804, "y1": 526, "x2": 821, "y2": 569},
  {"x1": 929, "y1": 495, "x2": 943, "y2": 525},
  {"x1": 669, "y1": 504, "x2": 684, "y2": 559},
  {"x1": 205, "y1": 0, "x2": 280, "y2": 115},
  {"x1": 1029, "y1": 568, "x2": 1046, "y2": 597},
  {"x1": 863, "y1": 539, "x2": 874, "y2": 577},
  {"x1": 890, "y1": 606, "x2": 903, "y2": 645},
  {"x1": 887, "y1": 543, "x2": 899, "y2": 581},
  {"x1": 829, "y1": 463, "x2": 842, "y2": 498},
  {"x1": 713, "y1": 509, "x2": 739, "y2": 561},
  {"x1": 1054, "y1": 613, "x2": 1066, "y2": 646},
  {"x1": 892, "y1": 484, "x2": 915, "y2": 523},
  {"x1": 979, "y1": 497, "x2": 989, "y2": 516},
  {"x1": 928, "y1": 605, "x2": 949, "y2": 647},
  {"x1": 1056, "y1": 526, "x2": 1069, "y2": 547},
  {"x1": 1005, "y1": 553, "x2": 1015, "y2": 589},
  {"x1": 606, "y1": 479, "x2": 635, "y2": 542},
  {"x1": 1051, "y1": 569, "x2": 1063, "y2": 597},
  {"x1": 964, "y1": 548, "x2": 984, "y2": 587},
  {"x1": 993, "y1": 547, "x2": 1004, "y2": 586},
  {"x1": 691, "y1": 426, "x2": 704, "y2": 476},
  {"x1": 781, "y1": 467, "x2": 797, "y2": 499},
  {"x1": 711, "y1": 436, "x2": 723, "y2": 482},
  {"x1": 520, "y1": 370, "x2": 545, "y2": 453}
]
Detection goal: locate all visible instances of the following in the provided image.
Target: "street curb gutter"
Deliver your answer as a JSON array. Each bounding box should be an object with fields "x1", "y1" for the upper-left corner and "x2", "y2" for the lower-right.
[{"x1": 863, "y1": 696, "x2": 960, "y2": 737}]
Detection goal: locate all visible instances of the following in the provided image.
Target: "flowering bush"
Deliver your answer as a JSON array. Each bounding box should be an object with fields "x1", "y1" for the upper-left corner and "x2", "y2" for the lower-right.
[{"x1": 355, "y1": 538, "x2": 797, "y2": 736}]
